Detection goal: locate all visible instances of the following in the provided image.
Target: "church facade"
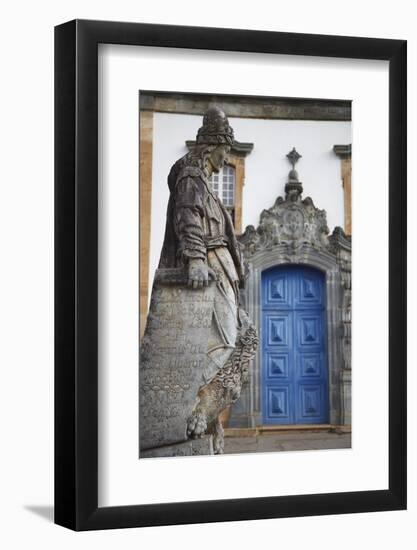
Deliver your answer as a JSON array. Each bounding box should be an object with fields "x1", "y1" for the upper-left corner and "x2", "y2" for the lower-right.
[{"x1": 140, "y1": 91, "x2": 352, "y2": 434}]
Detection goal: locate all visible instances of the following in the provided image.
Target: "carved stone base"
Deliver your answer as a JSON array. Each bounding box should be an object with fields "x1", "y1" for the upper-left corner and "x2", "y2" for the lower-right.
[
  {"x1": 140, "y1": 435, "x2": 214, "y2": 458},
  {"x1": 140, "y1": 278, "x2": 215, "y2": 451}
]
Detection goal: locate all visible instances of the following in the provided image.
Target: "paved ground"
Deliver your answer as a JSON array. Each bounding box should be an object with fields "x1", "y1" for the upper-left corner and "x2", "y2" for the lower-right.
[{"x1": 224, "y1": 430, "x2": 351, "y2": 455}]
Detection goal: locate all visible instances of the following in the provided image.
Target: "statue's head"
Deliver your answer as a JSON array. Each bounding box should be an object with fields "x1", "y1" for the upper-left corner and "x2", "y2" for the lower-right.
[
  {"x1": 194, "y1": 106, "x2": 234, "y2": 173},
  {"x1": 196, "y1": 106, "x2": 234, "y2": 146}
]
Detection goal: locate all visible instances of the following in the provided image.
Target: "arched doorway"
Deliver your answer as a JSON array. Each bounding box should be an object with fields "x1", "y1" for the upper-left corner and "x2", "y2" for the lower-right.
[
  {"x1": 229, "y1": 183, "x2": 351, "y2": 430},
  {"x1": 261, "y1": 265, "x2": 329, "y2": 425}
]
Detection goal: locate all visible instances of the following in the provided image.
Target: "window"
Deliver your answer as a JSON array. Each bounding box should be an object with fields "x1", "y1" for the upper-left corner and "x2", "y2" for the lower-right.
[{"x1": 210, "y1": 164, "x2": 236, "y2": 223}]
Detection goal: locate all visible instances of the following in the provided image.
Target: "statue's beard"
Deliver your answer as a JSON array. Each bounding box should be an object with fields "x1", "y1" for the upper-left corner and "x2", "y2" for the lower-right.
[{"x1": 208, "y1": 158, "x2": 222, "y2": 173}]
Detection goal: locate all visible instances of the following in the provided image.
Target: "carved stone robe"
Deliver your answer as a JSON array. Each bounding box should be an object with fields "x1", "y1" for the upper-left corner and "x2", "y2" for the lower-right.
[
  {"x1": 158, "y1": 158, "x2": 244, "y2": 285},
  {"x1": 158, "y1": 156, "x2": 247, "y2": 379}
]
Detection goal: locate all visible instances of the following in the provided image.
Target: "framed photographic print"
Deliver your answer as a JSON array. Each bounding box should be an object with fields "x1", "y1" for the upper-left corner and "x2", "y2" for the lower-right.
[{"x1": 55, "y1": 19, "x2": 406, "y2": 530}]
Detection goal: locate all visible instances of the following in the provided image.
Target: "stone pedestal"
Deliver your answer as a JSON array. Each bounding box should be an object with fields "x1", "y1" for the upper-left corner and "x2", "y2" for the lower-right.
[{"x1": 139, "y1": 269, "x2": 216, "y2": 453}]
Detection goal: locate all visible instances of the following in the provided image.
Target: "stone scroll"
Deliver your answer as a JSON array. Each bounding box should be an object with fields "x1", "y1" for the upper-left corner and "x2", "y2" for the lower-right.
[{"x1": 139, "y1": 268, "x2": 215, "y2": 452}]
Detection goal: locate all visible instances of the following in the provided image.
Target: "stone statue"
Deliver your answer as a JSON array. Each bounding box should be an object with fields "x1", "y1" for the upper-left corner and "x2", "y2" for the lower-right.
[{"x1": 140, "y1": 107, "x2": 258, "y2": 457}]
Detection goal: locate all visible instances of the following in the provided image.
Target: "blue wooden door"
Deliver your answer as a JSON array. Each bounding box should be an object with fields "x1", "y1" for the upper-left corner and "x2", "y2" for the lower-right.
[{"x1": 262, "y1": 265, "x2": 329, "y2": 424}]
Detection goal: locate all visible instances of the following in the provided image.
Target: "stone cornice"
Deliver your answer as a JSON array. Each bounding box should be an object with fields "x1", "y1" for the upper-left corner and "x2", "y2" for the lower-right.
[
  {"x1": 140, "y1": 91, "x2": 352, "y2": 121},
  {"x1": 333, "y1": 144, "x2": 352, "y2": 159}
]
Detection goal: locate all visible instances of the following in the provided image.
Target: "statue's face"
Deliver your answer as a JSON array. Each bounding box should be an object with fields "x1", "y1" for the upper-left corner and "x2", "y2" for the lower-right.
[{"x1": 208, "y1": 144, "x2": 230, "y2": 173}]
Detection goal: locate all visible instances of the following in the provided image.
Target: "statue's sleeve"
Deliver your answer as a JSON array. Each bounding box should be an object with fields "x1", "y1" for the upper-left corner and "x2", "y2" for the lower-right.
[{"x1": 174, "y1": 176, "x2": 207, "y2": 263}]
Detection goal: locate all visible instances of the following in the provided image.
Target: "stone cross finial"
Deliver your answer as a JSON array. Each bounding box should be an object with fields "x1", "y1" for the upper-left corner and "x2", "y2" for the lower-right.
[
  {"x1": 285, "y1": 148, "x2": 303, "y2": 201},
  {"x1": 286, "y1": 147, "x2": 302, "y2": 169}
]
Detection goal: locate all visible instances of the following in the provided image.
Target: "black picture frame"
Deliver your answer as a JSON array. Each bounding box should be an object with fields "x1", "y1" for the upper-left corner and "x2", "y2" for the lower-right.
[{"x1": 55, "y1": 19, "x2": 407, "y2": 531}]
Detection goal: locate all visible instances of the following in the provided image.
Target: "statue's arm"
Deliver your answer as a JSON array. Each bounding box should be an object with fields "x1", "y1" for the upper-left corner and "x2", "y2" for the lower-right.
[
  {"x1": 174, "y1": 176, "x2": 215, "y2": 289},
  {"x1": 174, "y1": 176, "x2": 206, "y2": 260}
]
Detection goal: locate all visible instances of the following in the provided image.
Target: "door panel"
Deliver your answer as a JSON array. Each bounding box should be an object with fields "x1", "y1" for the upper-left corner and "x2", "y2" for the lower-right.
[
  {"x1": 295, "y1": 271, "x2": 324, "y2": 308},
  {"x1": 297, "y1": 313, "x2": 323, "y2": 347},
  {"x1": 297, "y1": 384, "x2": 325, "y2": 420},
  {"x1": 267, "y1": 387, "x2": 291, "y2": 422},
  {"x1": 267, "y1": 314, "x2": 291, "y2": 347},
  {"x1": 299, "y1": 352, "x2": 323, "y2": 377},
  {"x1": 262, "y1": 265, "x2": 329, "y2": 425},
  {"x1": 267, "y1": 353, "x2": 289, "y2": 378},
  {"x1": 265, "y1": 273, "x2": 292, "y2": 308}
]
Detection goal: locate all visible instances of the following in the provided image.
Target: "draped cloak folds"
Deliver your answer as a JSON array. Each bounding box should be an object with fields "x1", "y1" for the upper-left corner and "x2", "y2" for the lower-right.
[
  {"x1": 157, "y1": 155, "x2": 248, "y2": 379},
  {"x1": 158, "y1": 157, "x2": 245, "y2": 287}
]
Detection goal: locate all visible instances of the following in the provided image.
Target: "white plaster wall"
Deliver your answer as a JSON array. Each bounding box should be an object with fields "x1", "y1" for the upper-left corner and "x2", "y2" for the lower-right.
[{"x1": 149, "y1": 111, "x2": 351, "y2": 294}]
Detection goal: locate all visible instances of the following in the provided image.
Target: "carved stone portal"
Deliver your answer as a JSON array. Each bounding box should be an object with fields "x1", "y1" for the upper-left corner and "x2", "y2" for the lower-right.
[{"x1": 231, "y1": 149, "x2": 351, "y2": 429}]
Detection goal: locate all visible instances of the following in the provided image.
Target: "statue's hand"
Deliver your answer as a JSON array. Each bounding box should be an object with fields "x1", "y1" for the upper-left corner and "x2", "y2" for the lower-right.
[{"x1": 187, "y1": 259, "x2": 216, "y2": 289}]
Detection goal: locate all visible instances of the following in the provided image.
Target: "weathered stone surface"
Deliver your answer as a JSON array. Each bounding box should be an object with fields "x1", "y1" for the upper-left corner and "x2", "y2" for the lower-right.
[
  {"x1": 139, "y1": 275, "x2": 215, "y2": 451},
  {"x1": 140, "y1": 435, "x2": 214, "y2": 458},
  {"x1": 140, "y1": 91, "x2": 352, "y2": 121},
  {"x1": 139, "y1": 107, "x2": 257, "y2": 457}
]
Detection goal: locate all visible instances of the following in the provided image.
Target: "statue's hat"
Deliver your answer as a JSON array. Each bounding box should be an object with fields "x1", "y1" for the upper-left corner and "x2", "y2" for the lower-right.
[{"x1": 196, "y1": 106, "x2": 234, "y2": 146}]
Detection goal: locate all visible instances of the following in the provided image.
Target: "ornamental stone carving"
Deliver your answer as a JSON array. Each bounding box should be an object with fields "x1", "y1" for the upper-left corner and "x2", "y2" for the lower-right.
[
  {"x1": 240, "y1": 148, "x2": 332, "y2": 255},
  {"x1": 240, "y1": 195, "x2": 331, "y2": 255}
]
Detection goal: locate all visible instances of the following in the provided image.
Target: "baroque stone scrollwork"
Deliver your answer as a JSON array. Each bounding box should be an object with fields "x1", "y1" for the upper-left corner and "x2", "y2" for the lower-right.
[
  {"x1": 240, "y1": 148, "x2": 332, "y2": 255},
  {"x1": 187, "y1": 322, "x2": 258, "y2": 454},
  {"x1": 240, "y1": 195, "x2": 330, "y2": 255}
]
